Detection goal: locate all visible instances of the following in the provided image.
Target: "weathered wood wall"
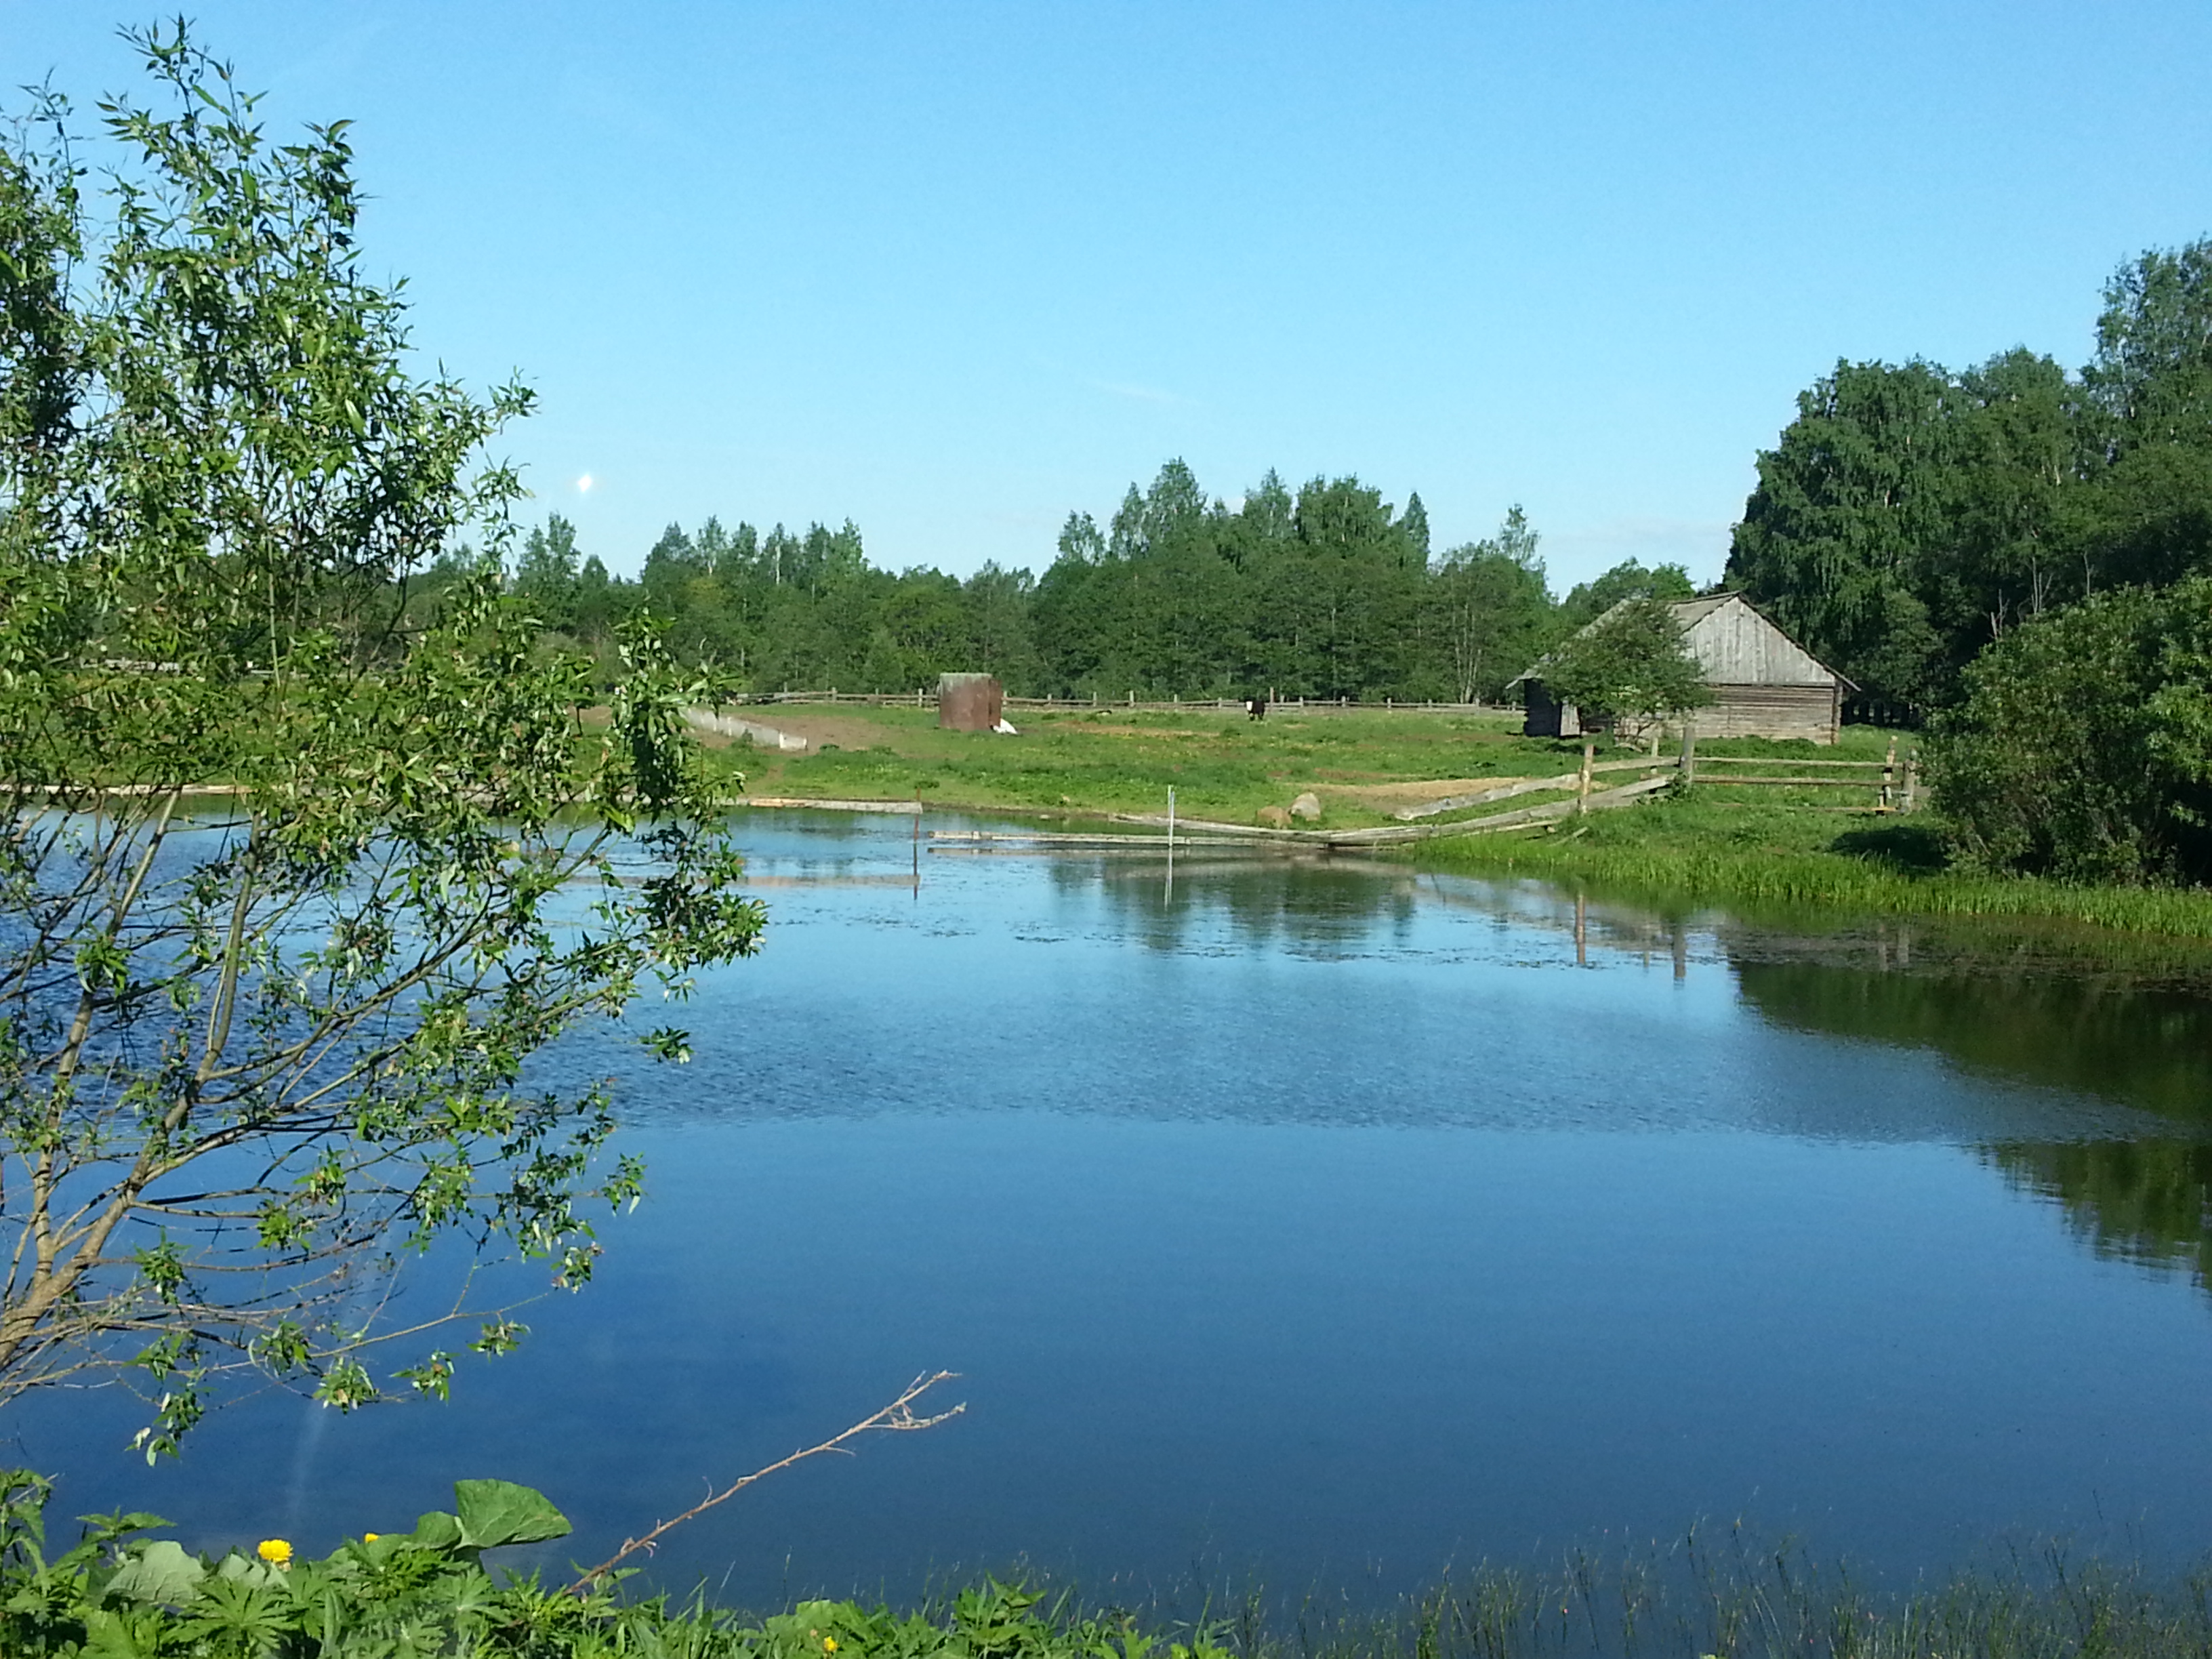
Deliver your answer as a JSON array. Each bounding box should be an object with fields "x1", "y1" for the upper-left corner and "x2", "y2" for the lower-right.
[
  {"x1": 1678, "y1": 596, "x2": 1835, "y2": 687},
  {"x1": 1698, "y1": 682, "x2": 1840, "y2": 741}
]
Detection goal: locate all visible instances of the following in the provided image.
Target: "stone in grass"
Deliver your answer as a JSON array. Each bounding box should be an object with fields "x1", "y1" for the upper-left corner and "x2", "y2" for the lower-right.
[{"x1": 1289, "y1": 792, "x2": 1323, "y2": 822}]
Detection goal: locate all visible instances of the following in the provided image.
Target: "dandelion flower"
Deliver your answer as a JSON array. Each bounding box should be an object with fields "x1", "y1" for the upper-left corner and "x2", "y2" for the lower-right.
[
  {"x1": 824, "y1": 1641, "x2": 838, "y2": 1653},
  {"x1": 363, "y1": 1533, "x2": 380, "y2": 1543},
  {"x1": 258, "y1": 1538, "x2": 293, "y2": 1568}
]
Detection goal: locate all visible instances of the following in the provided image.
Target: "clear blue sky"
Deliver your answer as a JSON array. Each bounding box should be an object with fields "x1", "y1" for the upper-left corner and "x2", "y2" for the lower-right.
[{"x1": 8, "y1": 3, "x2": 2211, "y2": 590}]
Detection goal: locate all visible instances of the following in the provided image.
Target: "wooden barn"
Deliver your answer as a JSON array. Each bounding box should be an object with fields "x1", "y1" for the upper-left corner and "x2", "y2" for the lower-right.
[{"x1": 1513, "y1": 593, "x2": 1850, "y2": 744}]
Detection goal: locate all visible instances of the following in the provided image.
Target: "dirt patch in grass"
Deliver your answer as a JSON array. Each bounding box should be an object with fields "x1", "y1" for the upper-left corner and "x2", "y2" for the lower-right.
[
  {"x1": 1310, "y1": 777, "x2": 1534, "y2": 811},
  {"x1": 735, "y1": 712, "x2": 902, "y2": 751}
]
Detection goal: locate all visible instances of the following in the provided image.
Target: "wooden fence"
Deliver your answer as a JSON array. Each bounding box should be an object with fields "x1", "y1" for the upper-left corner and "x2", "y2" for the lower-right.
[
  {"x1": 1686, "y1": 737, "x2": 1919, "y2": 813},
  {"x1": 781, "y1": 735, "x2": 1926, "y2": 857},
  {"x1": 724, "y1": 689, "x2": 1496, "y2": 715}
]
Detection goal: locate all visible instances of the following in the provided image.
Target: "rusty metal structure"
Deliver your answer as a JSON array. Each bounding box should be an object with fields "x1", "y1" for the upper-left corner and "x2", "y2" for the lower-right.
[{"x1": 937, "y1": 672, "x2": 1004, "y2": 731}]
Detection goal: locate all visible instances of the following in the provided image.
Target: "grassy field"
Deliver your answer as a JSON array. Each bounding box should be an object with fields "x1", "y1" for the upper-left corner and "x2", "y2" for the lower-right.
[
  {"x1": 703, "y1": 701, "x2": 1563, "y2": 825},
  {"x1": 699, "y1": 701, "x2": 2212, "y2": 939},
  {"x1": 704, "y1": 702, "x2": 1908, "y2": 825}
]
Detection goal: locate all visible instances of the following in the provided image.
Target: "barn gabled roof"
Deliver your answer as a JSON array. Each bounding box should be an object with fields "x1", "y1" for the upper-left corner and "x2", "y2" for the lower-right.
[{"x1": 1508, "y1": 592, "x2": 1854, "y2": 691}]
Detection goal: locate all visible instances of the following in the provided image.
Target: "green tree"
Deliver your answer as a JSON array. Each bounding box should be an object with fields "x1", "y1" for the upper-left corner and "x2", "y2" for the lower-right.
[
  {"x1": 2078, "y1": 240, "x2": 2212, "y2": 594},
  {"x1": 1557, "y1": 558, "x2": 1696, "y2": 632},
  {"x1": 1726, "y1": 359, "x2": 1958, "y2": 708},
  {"x1": 512, "y1": 514, "x2": 581, "y2": 633},
  {"x1": 1430, "y1": 507, "x2": 1554, "y2": 702},
  {"x1": 1534, "y1": 597, "x2": 1713, "y2": 729},
  {"x1": 0, "y1": 30, "x2": 763, "y2": 1450},
  {"x1": 1929, "y1": 579, "x2": 2212, "y2": 884}
]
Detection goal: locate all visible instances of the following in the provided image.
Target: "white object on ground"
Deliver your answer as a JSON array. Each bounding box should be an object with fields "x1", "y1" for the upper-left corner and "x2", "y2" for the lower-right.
[
  {"x1": 680, "y1": 708, "x2": 810, "y2": 751},
  {"x1": 994, "y1": 718, "x2": 1019, "y2": 734}
]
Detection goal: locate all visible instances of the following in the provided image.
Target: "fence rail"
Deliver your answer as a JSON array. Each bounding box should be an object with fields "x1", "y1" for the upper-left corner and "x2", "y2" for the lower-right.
[{"x1": 721, "y1": 689, "x2": 1496, "y2": 714}]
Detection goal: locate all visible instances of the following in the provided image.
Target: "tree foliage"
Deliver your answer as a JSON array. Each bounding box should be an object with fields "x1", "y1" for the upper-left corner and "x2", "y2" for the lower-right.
[
  {"x1": 0, "y1": 28, "x2": 763, "y2": 1450},
  {"x1": 1534, "y1": 598, "x2": 1713, "y2": 725},
  {"x1": 565, "y1": 465, "x2": 1590, "y2": 704},
  {"x1": 1727, "y1": 239, "x2": 2212, "y2": 715},
  {"x1": 1928, "y1": 578, "x2": 2212, "y2": 884}
]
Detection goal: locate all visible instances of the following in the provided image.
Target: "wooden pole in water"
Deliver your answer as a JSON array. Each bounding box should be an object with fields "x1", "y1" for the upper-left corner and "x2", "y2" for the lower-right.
[
  {"x1": 1578, "y1": 742, "x2": 1594, "y2": 815},
  {"x1": 1166, "y1": 785, "x2": 1176, "y2": 851}
]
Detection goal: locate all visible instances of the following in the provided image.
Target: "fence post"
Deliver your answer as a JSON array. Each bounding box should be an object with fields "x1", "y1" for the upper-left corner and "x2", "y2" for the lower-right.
[
  {"x1": 1678, "y1": 718, "x2": 1696, "y2": 786},
  {"x1": 1881, "y1": 737, "x2": 1897, "y2": 812},
  {"x1": 1903, "y1": 750, "x2": 1919, "y2": 814},
  {"x1": 1578, "y1": 741, "x2": 1594, "y2": 815}
]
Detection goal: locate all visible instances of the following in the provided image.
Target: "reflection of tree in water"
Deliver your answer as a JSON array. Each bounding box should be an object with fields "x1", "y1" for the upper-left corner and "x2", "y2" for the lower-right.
[
  {"x1": 1983, "y1": 1141, "x2": 2212, "y2": 1287},
  {"x1": 1048, "y1": 853, "x2": 1421, "y2": 955},
  {"x1": 1733, "y1": 954, "x2": 2212, "y2": 1285},
  {"x1": 1730, "y1": 960, "x2": 2212, "y2": 1125}
]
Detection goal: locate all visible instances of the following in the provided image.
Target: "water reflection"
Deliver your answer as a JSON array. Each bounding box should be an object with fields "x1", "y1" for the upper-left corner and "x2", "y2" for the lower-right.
[
  {"x1": 1053, "y1": 851, "x2": 1422, "y2": 956},
  {"x1": 1730, "y1": 958, "x2": 2212, "y2": 1126},
  {"x1": 924, "y1": 832, "x2": 2212, "y2": 1295},
  {"x1": 1984, "y1": 1141, "x2": 2212, "y2": 1287},
  {"x1": 31, "y1": 811, "x2": 2193, "y2": 1600},
  {"x1": 1709, "y1": 947, "x2": 2212, "y2": 1289}
]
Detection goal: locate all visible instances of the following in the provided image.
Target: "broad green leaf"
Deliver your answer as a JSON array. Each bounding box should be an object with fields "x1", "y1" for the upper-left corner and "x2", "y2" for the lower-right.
[
  {"x1": 104, "y1": 1538, "x2": 205, "y2": 1605},
  {"x1": 410, "y1": 1509, "x2": 464, "y2": 1551},
  {"x1": 453, "y1": 1479, "x2": 570, "y2": 1549}
]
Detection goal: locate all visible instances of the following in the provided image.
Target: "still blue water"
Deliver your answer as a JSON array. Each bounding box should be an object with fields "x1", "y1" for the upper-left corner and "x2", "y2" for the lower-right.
[{"x1": 20, "y1": 813, "x2": 2212, "y2": 1603}]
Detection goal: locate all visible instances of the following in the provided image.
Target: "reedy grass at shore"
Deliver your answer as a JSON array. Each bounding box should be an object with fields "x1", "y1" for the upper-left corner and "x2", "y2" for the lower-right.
[
  {"x1": 1412, "y1": 794, "x2": 2212, "y2": 939},
  {"x1": 29, "y1": 1519, "x2": 2212, "y2": 1659}
]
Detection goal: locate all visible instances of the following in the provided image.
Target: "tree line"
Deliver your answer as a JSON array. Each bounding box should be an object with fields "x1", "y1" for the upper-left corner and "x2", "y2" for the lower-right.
[
  {"x1": 1727, "y1": 241, "x2": 2212, "y2": 717},
  {"x1": 499, "y1": 466, "x2": 1693, "y2": 703},
  {"x1": 1723, "y1": 238, "x2": 2212, "y2": 883}
]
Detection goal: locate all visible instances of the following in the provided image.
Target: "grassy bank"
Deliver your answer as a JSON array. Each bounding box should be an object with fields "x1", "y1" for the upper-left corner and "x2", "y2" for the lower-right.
[{"x1": 1410, "y1": 792, "x2": 2212, "y2": 939}]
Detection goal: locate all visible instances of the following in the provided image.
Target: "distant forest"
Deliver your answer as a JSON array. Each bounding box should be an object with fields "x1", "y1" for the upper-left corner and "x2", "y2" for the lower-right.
[
  {"x1": 476, "y1": 237, "x2": 2212, "y2": 717},
  {"x1": 478, "y1": 466, "x2": 1687, "y2": 705}
]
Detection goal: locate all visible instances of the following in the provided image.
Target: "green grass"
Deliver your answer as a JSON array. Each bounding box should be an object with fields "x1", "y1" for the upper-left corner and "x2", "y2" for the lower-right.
[
  {"x1": 1413, "y1": 792, "x2": 2212, "y2": 939},
  {"x1": 710, "y1": 703, "x2": 1585, "y2": 826}
]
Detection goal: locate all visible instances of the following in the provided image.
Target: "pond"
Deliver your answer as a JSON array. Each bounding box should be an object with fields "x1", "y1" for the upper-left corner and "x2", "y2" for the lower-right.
[{"x1": 20, "y1": 812, "x2": 2212, "y2": 1607}]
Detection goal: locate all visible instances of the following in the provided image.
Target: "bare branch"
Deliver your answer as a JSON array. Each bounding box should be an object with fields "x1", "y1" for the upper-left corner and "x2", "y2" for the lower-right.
[{"x1": 566, "y1": 1372, "x2": 966, "y2": 1593}]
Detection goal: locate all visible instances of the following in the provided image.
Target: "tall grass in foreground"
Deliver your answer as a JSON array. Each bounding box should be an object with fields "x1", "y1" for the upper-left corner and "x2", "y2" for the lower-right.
[
  {"x1": 1242, "y1": 1538, "x2": 2212, "y2": 1659},
  {"x1": 869, "y1": 1542, "x2": 2212, "y2": 1659},
  {"x1": 19, "y1": 1479, "x2": 2212, "y2": 1659}
]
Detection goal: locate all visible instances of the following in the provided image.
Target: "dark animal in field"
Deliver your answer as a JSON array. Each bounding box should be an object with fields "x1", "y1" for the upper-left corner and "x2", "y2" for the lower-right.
[{"x1": 1246, "y1": 697, "x2": 1267, "y2": 720}]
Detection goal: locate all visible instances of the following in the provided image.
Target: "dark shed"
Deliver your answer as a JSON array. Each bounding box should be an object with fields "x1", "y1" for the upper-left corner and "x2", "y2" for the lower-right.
[{"x1": 937, "y1": 673, "x2": 1004, "y2": 732}]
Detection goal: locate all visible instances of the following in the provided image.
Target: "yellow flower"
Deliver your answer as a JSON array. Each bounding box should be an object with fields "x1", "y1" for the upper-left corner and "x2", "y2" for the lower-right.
[
  {"x1": 823, "y1": 1641, "x2": 838, "y2": 1654},
  {"x1": 257, "y1": 1538, "x2": 293, "y2": 1568},
  {"x1": 363, "y1": 1533, "x2": 381, "y2": 1543}
]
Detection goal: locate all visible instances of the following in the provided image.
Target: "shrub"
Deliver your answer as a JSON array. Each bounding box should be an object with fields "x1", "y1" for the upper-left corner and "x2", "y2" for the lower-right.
[{"x1": 1929, "y1": 578, "x2": 2212, "y2": 883}]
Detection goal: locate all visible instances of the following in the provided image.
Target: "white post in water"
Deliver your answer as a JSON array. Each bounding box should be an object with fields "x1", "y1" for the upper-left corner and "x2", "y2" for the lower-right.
[{"x1": 1164, "y1": 786, "x2": 1177, "y2": 901}]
